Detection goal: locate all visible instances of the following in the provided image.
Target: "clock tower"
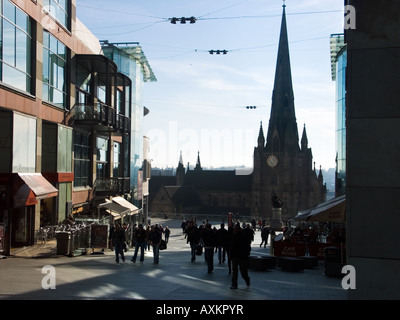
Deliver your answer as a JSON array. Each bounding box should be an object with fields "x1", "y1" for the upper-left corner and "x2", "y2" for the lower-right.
[{"x1": 251, "y1": 3, "x2": 326, "y2": 221}]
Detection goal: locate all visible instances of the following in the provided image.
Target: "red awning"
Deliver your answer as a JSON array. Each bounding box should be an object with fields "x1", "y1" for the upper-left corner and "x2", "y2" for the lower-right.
[{"x1": 14, "y1": 173, "x2": 58, "y2": 207}]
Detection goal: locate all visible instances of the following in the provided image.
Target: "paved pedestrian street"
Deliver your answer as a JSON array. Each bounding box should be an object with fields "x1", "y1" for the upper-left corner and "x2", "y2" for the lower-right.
[{"x1": 0, "y1": 219, "x2": 347, "y2": 301}]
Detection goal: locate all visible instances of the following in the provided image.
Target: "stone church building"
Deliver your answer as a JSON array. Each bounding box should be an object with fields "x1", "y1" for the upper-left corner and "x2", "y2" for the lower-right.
[{"x1": 149, "y1": 4, "x2": 326, "y2": 222}]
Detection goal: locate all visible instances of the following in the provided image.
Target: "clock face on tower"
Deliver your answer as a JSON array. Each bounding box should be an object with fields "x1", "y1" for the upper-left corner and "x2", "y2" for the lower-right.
[{"x1": 266, "y1": 154, "x2": 278, "y2": 168}]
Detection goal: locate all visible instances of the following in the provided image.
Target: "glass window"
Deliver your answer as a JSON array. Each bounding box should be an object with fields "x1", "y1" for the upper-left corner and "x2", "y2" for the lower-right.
[
  {"x1": 43, "y1": 0, "x2": 70, "y2": 30},
  {"x1": 73, "y1": 131, "x2": 90, "y2": 187},
  {"x1": 43, "y1": 31, "x2": 67, "y2": 109},
  {"x1": 76, "y1": 69, "x2": 91, "y2": 93},
  {"x1": 3, "y1": 20, "x2": 15, "y2": 65},
  {"x1": 0, "y1": 1, "x2": 32, "y2": 93},
  {"x1": 96, "y1": 137, "x2": 108, "y2": 178},
  {"x1": 57, "y1": 125, "x2": 72, "y2": 172},
  {"x1": 42, "y1": 122, "x2": 57, "y2": 172},
  {"x1": 3, "y1": 0, "x2": 15, "y2": 22},
  {"x1": 0, "y1": 110, "x2": 12, "y2": 172},
  {"x1": 97, "y1": 77, "x2": 106, "y2": 103},
  {"x1": 12, "y1": 113, "x2": 36, "y2": 173},
  {"x1": 113, "y1": 142, "x2": 120, "y2": 177}
]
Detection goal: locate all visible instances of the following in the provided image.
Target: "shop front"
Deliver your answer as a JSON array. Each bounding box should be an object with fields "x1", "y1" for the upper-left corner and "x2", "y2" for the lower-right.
[
  {"x1": 273, "y1": 195, "x2": 346, "y2": 261},
  {"x1": 0, "y1": 173, "x2": 58, "y2": 253}
]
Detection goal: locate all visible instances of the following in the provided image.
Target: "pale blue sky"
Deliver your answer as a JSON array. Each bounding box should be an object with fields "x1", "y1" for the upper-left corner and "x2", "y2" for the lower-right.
[{"x1": 76, "y1": 0, "x2": 344, "y2": 170}]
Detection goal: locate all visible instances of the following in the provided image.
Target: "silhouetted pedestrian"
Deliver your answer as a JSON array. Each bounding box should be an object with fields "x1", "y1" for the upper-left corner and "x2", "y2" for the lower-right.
[
  {"x1": 148, "y1": 225, "x2": 162, "y2": 264},
  {"x1": 260, "y1": 226, "x2": 270, "y2": 248},
  {"x1": 112, "y1": 223, "x2": 126, "y2": 263},
  {"x1": 202, "y1": 223, "x2": 217, "y2": 273},
  {"x1": 164, "y1": 226, "x2": 171, "y2": 243},
  {"x1": 131, "y1": 223, "x2": 146, "y2": 263},
  {"x1": 229, "y1": 223, "x2": 251, "y2": 289},
  {"x1": 186, "y1": 220, "x2": 200, "y2": 262},
  {"x1": 216, "y1": 223, "x2": 229, "y2": 263}
]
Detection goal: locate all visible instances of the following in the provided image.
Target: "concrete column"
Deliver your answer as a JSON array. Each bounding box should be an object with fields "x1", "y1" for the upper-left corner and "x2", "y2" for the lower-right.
[{"x1": 346, "y1": 0, "x2": 400, "y2": 299}]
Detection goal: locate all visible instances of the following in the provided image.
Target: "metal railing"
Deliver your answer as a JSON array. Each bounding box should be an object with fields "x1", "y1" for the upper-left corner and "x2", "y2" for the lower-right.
[
  {"x1": 94, "y1": 177, "x2": 130, "y2": 195},
  {"x1": 69, "y1": 103, "x2": 130, "y2": 133}
]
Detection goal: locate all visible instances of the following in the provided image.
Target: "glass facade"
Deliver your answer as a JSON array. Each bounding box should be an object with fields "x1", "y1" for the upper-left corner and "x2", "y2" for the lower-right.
[
  {"x1": 0, "y1": 0, "x2": 32, "y2": 93},
  {"x1": 43, "y1": 31, "x2": 67, "y2": 109},
  {"x1": 102, "y1": 45, "x2": 155, "y2": 204},
  {"x1": 102, "y1": 47, "x2": 140, "y2": 193},
  {"x1": 335, "y1": 47, "x2": 346, "y2": 196}
]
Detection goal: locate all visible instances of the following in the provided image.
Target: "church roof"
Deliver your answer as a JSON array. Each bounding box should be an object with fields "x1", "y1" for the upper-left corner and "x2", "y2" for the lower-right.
[{"x1": 184, "y1": 169, "x2": 252, "y2": 191}]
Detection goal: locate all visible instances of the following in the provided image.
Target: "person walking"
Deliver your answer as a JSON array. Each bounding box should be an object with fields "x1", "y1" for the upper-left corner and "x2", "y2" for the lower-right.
[
  {"x1": 164, "y1": 226, "x2": 171, "y2": 243},
  {"x1": 202, "y1": 223, "x2": 217, "y2": 273},
  {"x1": 186, "y1": 220, "x2": 200, "y2": 262},
  {"x1": 216, "y1": 223, "x2": 229, "y2": 264},
  {"x1": 229, "y1": 223, "x2": 251, "y2": 289},
  {"x1": 226, "y1": 225, "x2": 234, "y2": 274},
  {"x1": 112, "y1": 223, "x2": 126, "y2": 263},
  {"x1": 148, "y1": 225, "x2": 162, "y2": 264},
  {"x1": 260, "y1": 226, "x2": 270, "y2": 248},
  {"x1": 145, "y1": 224, "x2": 151, "y2": 251},
  {"x1": 131, "y1": 223, "x2": 146, "y2": 263}
]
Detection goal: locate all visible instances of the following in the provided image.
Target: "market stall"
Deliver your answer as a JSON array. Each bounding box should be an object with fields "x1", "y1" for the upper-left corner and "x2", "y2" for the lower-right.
[{"x1": 274, "y1": 195, "x2": 346, "y2": 262}]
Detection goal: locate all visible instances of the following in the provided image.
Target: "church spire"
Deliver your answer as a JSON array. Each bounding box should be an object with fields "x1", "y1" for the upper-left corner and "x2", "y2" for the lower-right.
[
  {"x1": 266, "y1": 3, "x2": 299, "y2": 153},
  {"x1": 257, "y1": 121, "x2": 265, "y2": 148},
  {"x1": 195, "y1": 151, "x2": 202, "y2": 171},
  {"x1": 179, "y1": 150, "x2": 184, "y2": 164},
  {"x1": 301, "y1": 124, "x2": 308, "y2": 150},
  {"x1": 176, "y1": 151, "x2": 185, "y2": 185}
]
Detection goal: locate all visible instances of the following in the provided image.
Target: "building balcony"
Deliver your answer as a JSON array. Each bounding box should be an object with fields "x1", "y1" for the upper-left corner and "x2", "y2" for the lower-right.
[
  {"x1": 94, "y1": 177, "x2": 130, "y2": 196},
  {"x1": 68, "y1": 103, "x2": 130, "y2": 134}
]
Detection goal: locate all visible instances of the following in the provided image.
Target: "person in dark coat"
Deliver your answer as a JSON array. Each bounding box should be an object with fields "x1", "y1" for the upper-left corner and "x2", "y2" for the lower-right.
[
  {"x1": 260, "y1": 226, "x2": 270, "y2": 248},
  {"x1": 226, "y1": 225, "x2": 234, "y2": 274},
  {"x1": 229, "y1": 223, "x2": 251, "y2": 289},
  {"x1": 186, "y1": 220, "x2": 200, "y2": 262},
  {"x1": 164, "y1": 226, "x2": 171, "y2": 243},
  {"x1": 131, "y1": 223, "x2": 146, "y2": 263},
  {"x1": 216, "y1": 223, "x2": 229, "y2": 264},
  {"x1": 202, "y1": 223, "x2": 217, "y2": 273},
  {"x1": 148, "y1": 225, "x2": 162, "y2": 264},
  {"x1": 112, "y1": 223, "x2": 126, "y2": 263}
]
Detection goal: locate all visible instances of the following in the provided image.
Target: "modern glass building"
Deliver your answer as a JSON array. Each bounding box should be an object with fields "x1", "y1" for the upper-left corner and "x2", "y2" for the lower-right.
[
  {"x1": 102, "y1": 42, "x2": 156, "y2": 208},
  {"x1": 330, "y1": 34, "x2": 346, "y2": 196}
]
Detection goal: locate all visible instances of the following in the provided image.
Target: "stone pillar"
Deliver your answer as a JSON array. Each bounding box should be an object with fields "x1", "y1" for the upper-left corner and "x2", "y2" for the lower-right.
[{"x1": 270, "y1": 207, "x2": 283, "y2": 229}]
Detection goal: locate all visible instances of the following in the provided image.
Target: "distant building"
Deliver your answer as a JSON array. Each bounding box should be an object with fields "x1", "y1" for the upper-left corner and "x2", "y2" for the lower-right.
[{"x1": 149, "y1": 4, "x2": 326, "y2": 221}]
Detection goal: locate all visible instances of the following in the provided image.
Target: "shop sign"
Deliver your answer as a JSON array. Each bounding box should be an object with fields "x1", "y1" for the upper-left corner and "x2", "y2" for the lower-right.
[
  {"x1": 90, "y1": 225, "x2": 108, "y2": 249},
  {"x1": 273, "y1": 242, "x2": 306, "y2": 257},
  {"x1": 308, "y1": 243, "x2": 340, "y2": 260}
]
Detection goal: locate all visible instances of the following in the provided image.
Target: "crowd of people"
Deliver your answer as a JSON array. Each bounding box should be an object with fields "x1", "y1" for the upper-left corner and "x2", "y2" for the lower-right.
[
  {"x1": 182, "y1": 219, "x2": 254, "y2": 289},
  {"x1": 110, "y1": 218, "x2": 276, "y2": 290},
  {"x1": 280, "y1": 222, "x2": 346, "y2": 244},
  {"x1": 110, "y1": 222, "x2": 170, "y2": 264}
]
